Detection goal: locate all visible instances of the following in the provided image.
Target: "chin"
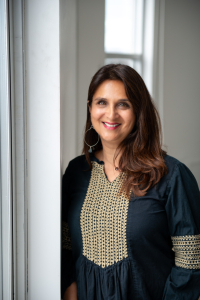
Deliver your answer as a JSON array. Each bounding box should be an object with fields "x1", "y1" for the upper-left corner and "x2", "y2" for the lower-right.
[{"x1": 101, "y1": 135, "x2": 123, "y2": 145}]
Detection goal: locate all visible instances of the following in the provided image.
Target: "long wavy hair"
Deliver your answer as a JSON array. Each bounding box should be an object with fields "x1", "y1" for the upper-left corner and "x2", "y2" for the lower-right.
[{"x1": 82, "y1": 64, "x2": 168, "y2": 198}]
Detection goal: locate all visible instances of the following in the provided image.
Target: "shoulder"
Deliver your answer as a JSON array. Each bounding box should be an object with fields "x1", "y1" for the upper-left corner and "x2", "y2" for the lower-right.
[
  {"x1": 68, "y1": 154, "x2": 88, "y2": 167},
  {"x1": 164, "y1": 154, "x2": 182, "y2": 170},
  {"x1": 159, "y1": 154, "x2": 181, "y2": 186},
  {"x1": 155, "y1": 154, "x2": 198, "y2": 195},
  {"x1": 64, "y1": 154, "x2": 89, "y2": 175},
  {"x1": 163, "y1": 154, "x2": 190, "y2": 178},
  {"x1": 63, "y1": 155, "x2": 93, "y2": 195},
  {"x1": 163, "y1": 154, "x2": 199, "y2": 192}
]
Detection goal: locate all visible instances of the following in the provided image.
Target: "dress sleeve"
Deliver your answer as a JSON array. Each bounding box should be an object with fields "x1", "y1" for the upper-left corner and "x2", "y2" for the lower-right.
[
  {"x1": 61, "y1": 163, "x2": 76, "y2": 298},
  {"x1": 163, "y1": 162, "x2": 200, "y2": 300}
]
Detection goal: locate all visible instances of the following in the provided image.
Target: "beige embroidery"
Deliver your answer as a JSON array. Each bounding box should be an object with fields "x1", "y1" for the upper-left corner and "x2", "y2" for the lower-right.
[
  {"x1": 80, "y1": 161, "x2": 129, "y2": 268},
  {"x1": 62, "y1": 221, "x2": 72, "y2": 250},
  {"x1": 171, "y1": 234, "x2": 200, "y2": 269}
]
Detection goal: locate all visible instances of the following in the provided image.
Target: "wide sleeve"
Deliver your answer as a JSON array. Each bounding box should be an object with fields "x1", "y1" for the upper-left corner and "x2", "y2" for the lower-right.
[
  {"x1": 61, "y1": 163, "x2": 76, "y2": 298},
  {"x1": 163, "y1": 162, "x2": 200, "y2": 300}
]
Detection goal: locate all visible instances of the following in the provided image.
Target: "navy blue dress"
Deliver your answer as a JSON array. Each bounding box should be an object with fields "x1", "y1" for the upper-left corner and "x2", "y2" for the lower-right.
[{"x1": 61, "y1": 154, "x2": 200, "y2": 300}]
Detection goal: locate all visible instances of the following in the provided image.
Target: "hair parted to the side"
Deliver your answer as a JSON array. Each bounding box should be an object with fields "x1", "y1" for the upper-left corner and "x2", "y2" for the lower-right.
[{"x1": 82, "y1": 64, "x2": 168, "y2": 198}]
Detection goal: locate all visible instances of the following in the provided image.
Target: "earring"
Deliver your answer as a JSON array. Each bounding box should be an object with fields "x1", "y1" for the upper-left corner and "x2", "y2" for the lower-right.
[{"x1": 84, "y1": 125, "x2": 99, "y2": 153}]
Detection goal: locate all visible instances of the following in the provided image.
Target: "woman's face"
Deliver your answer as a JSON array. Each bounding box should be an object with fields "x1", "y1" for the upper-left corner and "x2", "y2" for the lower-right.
[{"x1": 89, "y1": 80, "x2": 136, "y2": 148}]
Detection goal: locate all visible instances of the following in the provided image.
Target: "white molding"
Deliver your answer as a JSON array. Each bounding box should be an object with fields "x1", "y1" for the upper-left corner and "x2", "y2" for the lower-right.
[
  {"x1": 11, "y1": 0, "x2": 28, "y2": 298},
  {"x1": 25, "y1": 0, "x2": 61, "y2": 298},
  {"x1": 0, "y1": 0, "x2": 13, "y2": 298},
  {"x1": 143, "y1": 0, "x2": 156, "y2": 96},
  {"x1": 153, "y1": 0, "x2": 165, "y2": 140}
]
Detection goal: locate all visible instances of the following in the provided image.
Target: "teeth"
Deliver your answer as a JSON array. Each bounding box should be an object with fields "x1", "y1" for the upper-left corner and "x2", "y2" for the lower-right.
[{"x1": 104, "y1": 122, "x2": 120, "y2": 127}]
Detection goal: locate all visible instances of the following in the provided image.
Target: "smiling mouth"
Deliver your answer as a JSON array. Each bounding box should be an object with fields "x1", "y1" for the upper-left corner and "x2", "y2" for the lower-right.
[{"x1": 102, "y1": 122, "x2": 121, "y2": 129}]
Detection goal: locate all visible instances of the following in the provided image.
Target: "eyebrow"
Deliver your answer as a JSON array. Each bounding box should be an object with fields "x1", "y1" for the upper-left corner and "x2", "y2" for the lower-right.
[{"x1": 94, "y1": 97, "x2": 130, "y2": 102}]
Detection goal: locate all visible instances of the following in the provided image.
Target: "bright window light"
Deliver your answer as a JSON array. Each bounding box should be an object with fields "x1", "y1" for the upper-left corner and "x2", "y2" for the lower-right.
[{"x1": 104, "y1": 0, "x2": 144, "y2": 54}]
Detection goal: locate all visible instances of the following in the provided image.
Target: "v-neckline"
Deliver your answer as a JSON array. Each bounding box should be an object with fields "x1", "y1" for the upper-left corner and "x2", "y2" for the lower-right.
[{"x1": 90, "y1": 153, "x2": 122, "y2": 184}]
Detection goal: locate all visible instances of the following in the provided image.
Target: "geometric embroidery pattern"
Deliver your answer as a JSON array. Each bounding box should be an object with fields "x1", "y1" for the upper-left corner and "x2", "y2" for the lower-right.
[
  {"x1": 62, "y1": 221, "x2": 72, "y2": 250},
  {"x1": 171, "y1": 234, "x2": 200, "y2": 269},
  {"x1": 80, "y1": 161, "x2": 129, "y2": 268}
]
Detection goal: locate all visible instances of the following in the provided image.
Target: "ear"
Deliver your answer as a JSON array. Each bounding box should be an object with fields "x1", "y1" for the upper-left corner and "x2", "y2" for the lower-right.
[{"x1": 88, "y1": 101, "x2": 91, "y2": 113}]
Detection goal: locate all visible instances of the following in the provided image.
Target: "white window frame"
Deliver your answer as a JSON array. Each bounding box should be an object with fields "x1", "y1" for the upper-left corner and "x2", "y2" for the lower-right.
[
  {"x1": 104, "y1": 0, "x2": 145, "y2": 75},
  {"x1": 1, "y1": 0, "x2": 28, "y2": 299},
  {"x1": 0, "y1": 0, "x2": 13, "y2": 298},
  {"x1": 10, "y1": 0, "x2": 28, "y2": 299},
  {"x1": 104, "y1": 0, "x2": 157, "y2": 96}
]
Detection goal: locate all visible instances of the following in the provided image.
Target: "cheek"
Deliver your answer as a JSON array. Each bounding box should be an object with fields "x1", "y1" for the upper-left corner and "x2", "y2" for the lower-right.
[
  {"x1": 122, "y1": 111, "x2": 135, "y2": 127},
  {"x1": 91, "y1": 108, "x2": 104, "y2": 121}
]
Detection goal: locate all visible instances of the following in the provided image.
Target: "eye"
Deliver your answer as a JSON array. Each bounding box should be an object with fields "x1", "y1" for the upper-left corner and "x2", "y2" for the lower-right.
[
  {"x1": 97, "y1": 100, "x2": 107, "y2": 105},
  {"x1": 118, "y1": 102, "x2": 130, "y2": 108}
]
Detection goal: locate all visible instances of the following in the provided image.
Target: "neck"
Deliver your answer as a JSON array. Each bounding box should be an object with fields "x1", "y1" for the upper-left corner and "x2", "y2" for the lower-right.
[{"x1": 98, "y1": 141, "x2": 120, "y2": 167}]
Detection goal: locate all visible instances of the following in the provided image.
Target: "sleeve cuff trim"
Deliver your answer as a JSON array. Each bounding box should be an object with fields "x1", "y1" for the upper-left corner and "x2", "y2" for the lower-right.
[{"x1": 171, "y1": 234, "x2": 200, "y2": 270}]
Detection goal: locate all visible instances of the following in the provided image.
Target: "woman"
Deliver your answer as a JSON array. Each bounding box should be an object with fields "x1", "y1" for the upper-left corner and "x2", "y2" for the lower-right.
[{"x1": 61, "y1": 64, "x2": 200, "y2": 300}]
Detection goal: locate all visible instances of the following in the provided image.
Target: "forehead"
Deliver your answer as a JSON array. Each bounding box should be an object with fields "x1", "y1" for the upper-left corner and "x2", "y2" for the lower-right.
[{"x1": 93, "y1": 80, "x2": 127, "y2": 99}]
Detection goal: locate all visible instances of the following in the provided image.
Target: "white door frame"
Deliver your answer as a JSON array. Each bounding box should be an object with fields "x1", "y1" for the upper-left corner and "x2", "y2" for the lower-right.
[
  {"x1": 10, "y1": 0, "x2": 28, "y2": 298},
  {"x1": 0, "y1": 0, "x2": 13, "y2": 298}
]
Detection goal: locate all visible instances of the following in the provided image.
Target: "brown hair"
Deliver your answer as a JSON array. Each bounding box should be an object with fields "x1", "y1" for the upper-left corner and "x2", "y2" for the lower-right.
[{"x1": 82, "y1": 64, "x2": 167, "y2": 198}]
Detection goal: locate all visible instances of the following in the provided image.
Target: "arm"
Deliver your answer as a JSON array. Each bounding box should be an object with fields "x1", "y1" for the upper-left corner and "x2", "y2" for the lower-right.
[
  {"x1": 163, "y1": 163, "x2": 200, "y2": 300},
  {"x1": 61, "y1": 163, "x2": 77, "y2": 299},
  {"x1": 63, "y1": 282, "x2": 77, "y2": 300}
]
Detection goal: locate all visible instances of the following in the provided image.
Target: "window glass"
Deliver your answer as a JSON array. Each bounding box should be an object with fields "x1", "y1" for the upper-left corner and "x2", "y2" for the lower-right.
[{"x1": 104, "y1": 0, "x2": 144, "y2": 54}]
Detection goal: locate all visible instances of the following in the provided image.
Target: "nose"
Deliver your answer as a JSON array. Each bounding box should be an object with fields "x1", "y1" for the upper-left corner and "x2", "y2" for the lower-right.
[{"x1": 106, "y1": 103, "x2": 118, "y2": 120}]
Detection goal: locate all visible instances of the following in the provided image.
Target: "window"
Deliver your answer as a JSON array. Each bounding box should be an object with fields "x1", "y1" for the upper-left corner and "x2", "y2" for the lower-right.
[{"x1": 104, "y1": 0, "x2": 144, "y2": 76}]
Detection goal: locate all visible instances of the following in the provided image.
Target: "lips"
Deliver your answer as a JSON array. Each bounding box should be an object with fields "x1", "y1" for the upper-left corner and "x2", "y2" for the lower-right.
[{"x1": 102, "y1": 122, "x2": 121, "y2": 130}]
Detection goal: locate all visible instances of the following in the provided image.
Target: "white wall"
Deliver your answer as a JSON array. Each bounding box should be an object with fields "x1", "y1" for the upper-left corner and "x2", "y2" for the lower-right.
[
  {"x1": 162, "y1": 0, "x2": 200, "y2": 183},
  {"x1": 60, "y1": 0, "x2": 77, "y2": 171},
  {"x1": 76, "y1": 0, "x2": 105, "y2": 154},
  {"x1": 61, "y1": 0, "x2": 105, "y2": 169},
  {"x1": 25, "y1": 0, "x2": 61, "y2": 299}
]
